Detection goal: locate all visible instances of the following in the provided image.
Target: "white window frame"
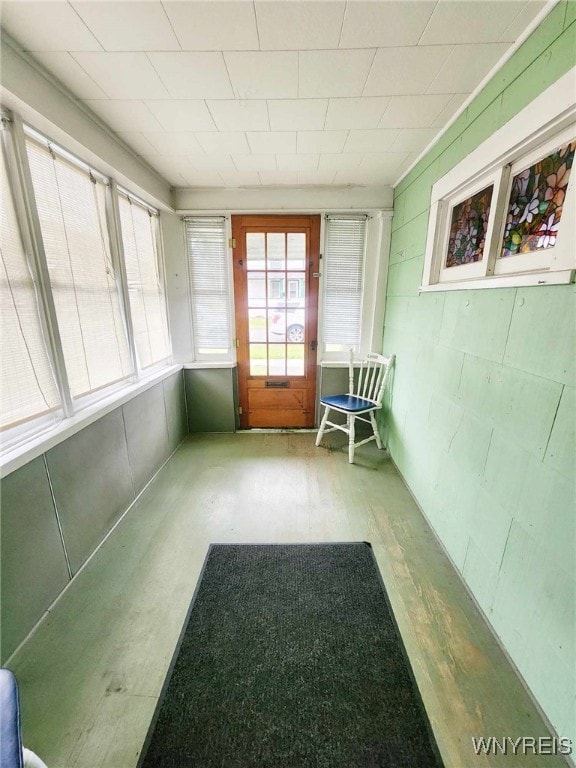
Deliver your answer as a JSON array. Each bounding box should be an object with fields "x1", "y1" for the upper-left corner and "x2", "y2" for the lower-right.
[
  {"x1": 319, "y1": 210, "x2": 391, "y2": 362},
  {"x1": 116, "y1": 186, "x2": 172, "y2": 374},
  {"x1": 0, "y1": 109, "x2": 175, "y2": 463},
  {"x1": 422, "y1": 68, "x2": 576, "y2": 292},
  {"x1": 184, "y1": 215, "x2": 236, "y2": 364}
]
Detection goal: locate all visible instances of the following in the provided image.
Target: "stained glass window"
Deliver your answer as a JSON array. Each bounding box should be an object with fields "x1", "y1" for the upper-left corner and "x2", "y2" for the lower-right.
[
  {"x1": 445, "y1": 185, "x2": 493, "y2": 268},
  {"x1": 500, "y1": 139, "x2": 576, "y2": 258}
]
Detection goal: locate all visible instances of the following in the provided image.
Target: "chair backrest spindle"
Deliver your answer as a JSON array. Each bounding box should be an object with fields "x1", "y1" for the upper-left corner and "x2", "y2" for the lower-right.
[{"x1": 347, "y1": 349, "x2": 395, "y2": 406}]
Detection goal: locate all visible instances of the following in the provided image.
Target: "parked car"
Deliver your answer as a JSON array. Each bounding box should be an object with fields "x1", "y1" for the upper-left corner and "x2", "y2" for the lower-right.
[{"x1": 270, "y1": 303, "x2": 305, "y2": 342}]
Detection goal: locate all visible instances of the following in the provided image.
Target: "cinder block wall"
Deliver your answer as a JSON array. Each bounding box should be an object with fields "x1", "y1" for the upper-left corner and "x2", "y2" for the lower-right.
[
  {"x1": 382, "y1": 3, "x2": 575, "y2": 745},
  {"x1": 0, "y1": 371, "x2": 188, "y2": 662}
]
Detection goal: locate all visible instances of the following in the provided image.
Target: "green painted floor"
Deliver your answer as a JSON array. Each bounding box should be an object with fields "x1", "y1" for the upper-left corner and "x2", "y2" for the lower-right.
[{"x1": 8, "y1": 433, "x2": 569, "y2": 768}]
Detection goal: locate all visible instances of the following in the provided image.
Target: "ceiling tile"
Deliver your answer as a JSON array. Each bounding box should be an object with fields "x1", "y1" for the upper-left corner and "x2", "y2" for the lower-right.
[
  {"x1": 363, "y1": 46, "x2": 453, "y2": 96},
  {"x1": 499, "y1": 2, "x2": 547, "y2": 42},
  {"x1": 343, "y1": 129, "x2": 399, "y2": 153},
  {"x1": 0, "y1": 2, "x2": 103, "y2": 51},
  {"x1": 420, "y1": 1, "x2": 528, "y2": 45},
  {"x1": 141, "y1": 155, "x2": 192, "y2": 185},
  {"x1": 219, "y1": 171, "x2": 262, "y2": 187},
  {"x1": 32, "y1": 52, "x2": 108, "y2": 99},
  {"x1": 181, "y1": 171, "x2": 225, "y2": 188},
  {"x1": 297, "y1": 131, "x2": 348, "y2": 154},
  {"x1": 297, "y1": 170, "x2": 337, "y2": 185},
  {"x1": 141, "y1": 132, "x2": 204, "y2": 156},
  {"x1": 188, "y1": 156, "x2": 237, "y2": 172},
  {"x1": 145, "y1": 101, "x2": 216, "y2": 132},
  {"x1": 147, "y1": 53, "x2": 233, "y2": 99},
  {"x1": 116, "y1": 132, "x2": 160, "y2": 157},
  {"x1": 378, "y1": 95, "x2": 453, "y2": 128},
  {"x1": 83, "y1": 100, "x2": 164, "y2": 132},
  {"x1": 233, "y1": 155, "x2": 277, "y2": 172},
  {"x1": 71, "y1": 53, "x2": 169, "y2": 99},
  {"x1": 359, "y1": 152, "x2": 411, "y2": 173},
  {"x1": 334, "y1": 168, "x2": 396, "y2": 185},
  {"x1": 276, "y1": 154, "x2": 320, "y2": 172},
  {"x1": 299, "y1": 50, "x2": 375, "y2": 98},
  {"x1": 224, "y1": 52, "x2": 298, "y2": 99},
  {"x1": 247, "y1": 132, "x2": 297, "y2": 155},
  {"x1": 207, "y1": 101, "x2": 270, "y2": 131},
  {"x1": 163, "y1": 1, "x2": 259, "y2": 50},
  {"x1": 71, "y1": 2, "x2": 180, "y2": 52},
  {"x1": 324, "y1": 97, "x2": 390, "y2": 130},
  {"x1": 195, "y1": 132, "x2": 250, "y2": 155},
  {"x1": 431, "y1": 93, "x2": 468, "y2": 128},
  {"x1": 318, "y1": 154, "x2": 364, "y2": 172},
  {"x1": 389, "y1": 129, "x2": 437, "y2": 152},
  {"x1": 267, "y1": 100, "x2": 328, "y2": 131},
  {"x1": 427, "y1": 43, "x2": 509, "y2": 94},
  {"x1": 255, "y1": 1, "x2": 345, "y2": 50},
  {"x1": 340, "y1": 1, "x2": 436, "y2": 48},
  {"x1": 258, "y1": 171, "x2": 299, "y2": 185}
]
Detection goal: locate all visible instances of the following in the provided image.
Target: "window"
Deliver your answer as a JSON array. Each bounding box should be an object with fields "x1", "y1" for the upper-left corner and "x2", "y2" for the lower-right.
[
  {"x1": 423, "y1": 70, "x2": 575, "y2": 291},
  {"x1": 184, "y1": 216, "x2": 232, "y2": 359},
  {"x1": 322, "y1": 215, "x2": 367, "y2": 353},
  {"x1": 0, "y1": 123, "x2": 61, "y2": 434},
  {"x1": 118, "y1": 192, "x2": 171, "y2": 369},
  {"x1": 26, "y1": 136, "x2": 133, "y2": 399},
  {"x1": 0, "y1": 114, "x2": 175, "y2": 460}
]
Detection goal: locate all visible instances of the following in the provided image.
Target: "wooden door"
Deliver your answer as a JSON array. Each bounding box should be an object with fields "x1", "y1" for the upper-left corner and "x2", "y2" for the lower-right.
[{"x1": 232, "y1": 215, "x2": 320, "y2": 428}]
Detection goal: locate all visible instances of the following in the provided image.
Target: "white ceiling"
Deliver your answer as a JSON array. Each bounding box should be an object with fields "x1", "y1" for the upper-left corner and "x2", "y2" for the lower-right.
[{"x1": 1, "y1": 0, "x2": 547, "y2": 190}]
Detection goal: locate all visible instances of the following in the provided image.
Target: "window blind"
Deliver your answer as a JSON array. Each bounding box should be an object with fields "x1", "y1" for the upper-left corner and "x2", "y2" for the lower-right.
[
  {"x1": 118, "y1": 194, "x2": 170, "y2": 369},
  {"x1": 26, "y1": 138, "x2": 133, "y2": 399},
  {"x1": 0, "y1": 137, "x2": 61, "y2": 430},
  {"x1": 322, "y1": 215, "x2": 367, "y2": 347},
  {"x1": 185, "y1": 217, "x2": 230, "y2": 354}
]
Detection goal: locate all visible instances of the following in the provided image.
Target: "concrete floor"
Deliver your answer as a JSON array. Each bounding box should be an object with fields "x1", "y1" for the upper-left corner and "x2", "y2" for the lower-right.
[{"x1": 8, "y1": 433, "x2": 569, "y2": 767}]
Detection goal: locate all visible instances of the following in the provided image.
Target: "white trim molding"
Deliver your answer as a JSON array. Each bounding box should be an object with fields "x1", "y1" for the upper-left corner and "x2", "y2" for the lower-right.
[{"x1": 421, "y1": 69, "x2": 576, "y2": 293}]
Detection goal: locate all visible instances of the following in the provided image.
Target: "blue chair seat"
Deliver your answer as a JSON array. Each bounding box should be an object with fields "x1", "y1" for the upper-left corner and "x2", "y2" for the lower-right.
[{"x1": 320, "y1": 394, "x2": 376, "y2": 412}]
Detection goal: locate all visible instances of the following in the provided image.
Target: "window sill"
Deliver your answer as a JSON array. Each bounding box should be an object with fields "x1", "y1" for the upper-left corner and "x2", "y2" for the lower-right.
[
  {"x1": 420, "y1": 269, "x2": 574, "y2": 292},
  {"x1": 0, "y1": 364, "x2": 183, "y2": 479},
  {"x1": 183, "y1": 361, "x2": 237, "y2": 369}
]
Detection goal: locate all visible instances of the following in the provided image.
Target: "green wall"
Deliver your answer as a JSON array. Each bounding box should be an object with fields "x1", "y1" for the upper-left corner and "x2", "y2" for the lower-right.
[{"x1": 382, "y1": 2, "x2": 575, "y2": 745}]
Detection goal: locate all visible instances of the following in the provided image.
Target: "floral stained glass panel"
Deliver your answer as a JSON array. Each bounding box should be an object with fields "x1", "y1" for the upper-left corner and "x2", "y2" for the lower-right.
[
  {"x1": 501, "y1": 139, "x2": 576, "y2": 258},
  {"x1": 445, "y1": 185, "x2": 493, "y2": 268}
]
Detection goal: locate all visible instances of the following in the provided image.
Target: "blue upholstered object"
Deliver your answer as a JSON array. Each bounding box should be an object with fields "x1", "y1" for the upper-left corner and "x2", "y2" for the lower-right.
[
  {"x1": 0, "y1": 669, "x2": 24, "y2": 768},
  {"x1": 320, "y1": 394, "x2": 375, "y2": 412}
]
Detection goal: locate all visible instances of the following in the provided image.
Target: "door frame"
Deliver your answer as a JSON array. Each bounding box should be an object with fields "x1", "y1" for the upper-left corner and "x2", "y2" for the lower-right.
[{"x1": 232, "y1": 214, "x2": 321, "y2": 429}]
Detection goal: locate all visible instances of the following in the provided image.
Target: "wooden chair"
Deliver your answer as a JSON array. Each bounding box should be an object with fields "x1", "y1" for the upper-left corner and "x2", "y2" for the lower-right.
[{"x1": 315, "y1": 350, "x2": 395, "y2": 464}]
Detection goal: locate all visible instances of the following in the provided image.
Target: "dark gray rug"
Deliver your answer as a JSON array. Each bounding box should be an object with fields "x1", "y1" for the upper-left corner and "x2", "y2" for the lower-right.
[{"x1": 138, "y1": 543, "x2": 443, "y2": 768}]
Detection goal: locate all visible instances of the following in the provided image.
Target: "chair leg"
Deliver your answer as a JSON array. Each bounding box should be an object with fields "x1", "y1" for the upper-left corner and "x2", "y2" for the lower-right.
[
  {"x1": 315, "y1": 406, "x2": 331, "y2": 446},
  {"x1": 370, "y1": 410, "x2": 382, "y2": 449},
  {"x1": 348, "y1": 415, "x2": 355, "y2": 464}
]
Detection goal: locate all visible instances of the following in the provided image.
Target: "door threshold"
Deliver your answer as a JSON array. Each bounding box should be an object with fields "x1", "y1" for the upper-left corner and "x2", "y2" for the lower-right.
[{"x1": 237, "y1": 428, "x2": 317, "y2": 433}]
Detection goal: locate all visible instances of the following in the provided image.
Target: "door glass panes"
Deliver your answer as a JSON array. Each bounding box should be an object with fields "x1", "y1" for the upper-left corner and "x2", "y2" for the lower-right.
[
  {"x1": 246, "y1": 233, "x2": 265, "y2": 269},
  {"x1": 287, "y1": 233, "x2": 306, "y2": 269},
  {"x1": 267, "y1": 233, "x2": 285, "y2": 270},
  {"x1": 247, "y1": 272, "x2": 266, "y2": 308},
  {"x1": 249, "y1": 344, "x2": 266, "y2": 375},
  {"x1": 287, "y1": 345, "x2": 304, "y2": 375},
  {"x1": 246, "y1": 230, "x2": 307, "y2": 378}
]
